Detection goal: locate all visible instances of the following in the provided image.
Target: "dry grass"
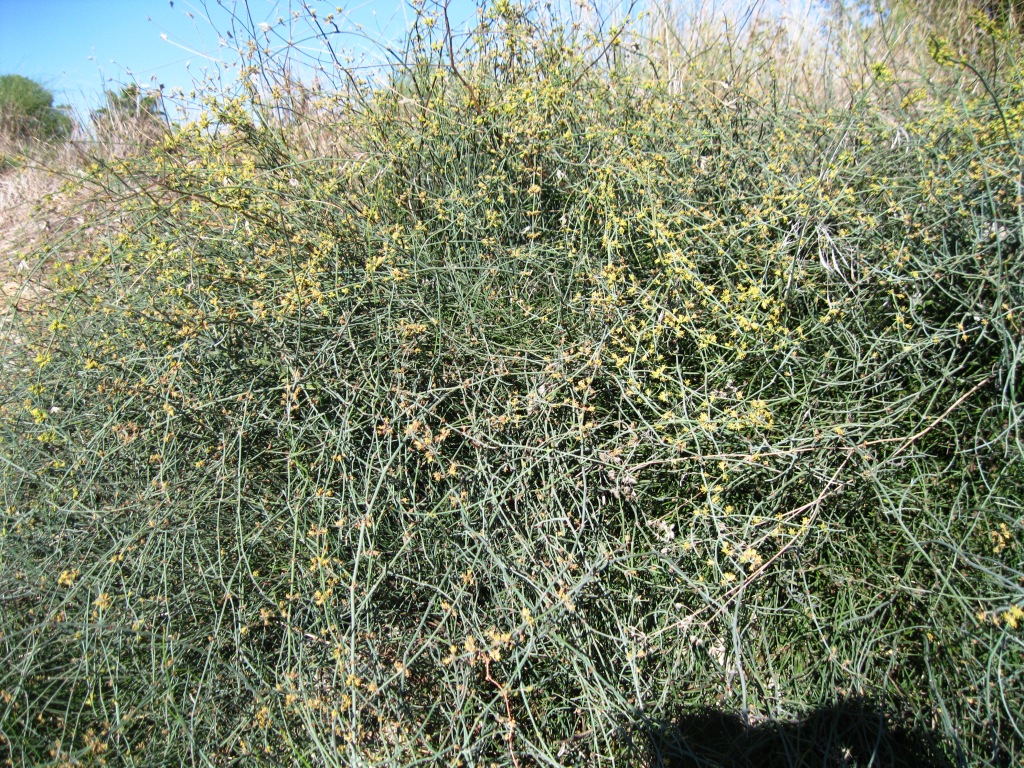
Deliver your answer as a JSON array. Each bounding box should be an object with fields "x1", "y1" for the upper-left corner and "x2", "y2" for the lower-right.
[
  {"x1": 643, "y1": 0, "x2": 1019, "y2": 111},
  {"x1": 0, "y1": 157, "x2": 62, "y2": 314}
]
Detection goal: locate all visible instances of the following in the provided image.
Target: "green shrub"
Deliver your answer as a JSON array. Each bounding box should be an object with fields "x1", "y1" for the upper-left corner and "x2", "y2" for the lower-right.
[
  {"x1": 0, "y1": 2, "x2": 1021, "y2": 766},
  {"x1": 0, "y1": 74, "x2": 72, "y2": 142}
]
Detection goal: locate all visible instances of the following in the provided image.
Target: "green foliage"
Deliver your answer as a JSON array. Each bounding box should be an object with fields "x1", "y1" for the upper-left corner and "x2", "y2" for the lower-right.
[
  {"x1": 0, "y1": 74, "x2": 72, "y2": 141},
  {"x1": 0, "y1": 2, "x2": 1022, "y2": 766},
  {"x1": 91, "y1": 83, "x2": 165, "y2": 126}
]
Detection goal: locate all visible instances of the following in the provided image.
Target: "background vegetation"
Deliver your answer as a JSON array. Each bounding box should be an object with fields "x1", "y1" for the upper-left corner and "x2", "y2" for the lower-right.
[
  {"x1": 0, "y1": 75, "x2": 72, "y2": 144},
  {"x1": 0, "y1": 0, "x2": 1021, "y2": 765}
]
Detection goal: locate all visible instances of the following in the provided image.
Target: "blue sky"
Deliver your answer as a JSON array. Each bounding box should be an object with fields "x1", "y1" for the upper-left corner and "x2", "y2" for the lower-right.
[
  {"x1": 0, "y1": 0, "x2": 478, "y2": 120},
  {"x1": 0, "y1": 0, "x2": 828, "y2": 123}
]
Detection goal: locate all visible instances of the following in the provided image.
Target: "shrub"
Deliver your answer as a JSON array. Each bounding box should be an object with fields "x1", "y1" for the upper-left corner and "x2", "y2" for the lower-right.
[
  {"x1": 0, "y1": 2, "x2": 1021, "y2": 766},
  {"x1": 0, "y1": 74, "x2": 72, "y2": 142}
]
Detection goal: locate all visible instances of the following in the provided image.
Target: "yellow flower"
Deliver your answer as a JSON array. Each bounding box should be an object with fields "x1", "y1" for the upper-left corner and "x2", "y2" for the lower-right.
[{"x1": 1003, "y1": 605, "x2": 1024, "y2": 630}]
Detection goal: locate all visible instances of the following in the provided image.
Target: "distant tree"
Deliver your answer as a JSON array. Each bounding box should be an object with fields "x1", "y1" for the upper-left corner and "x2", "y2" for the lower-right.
[
  {"x1": 0, "y1": 74, "x2": 72, "y2": 142},
  {"x1": 90, "y1": 83, "x2": 168, "y2": 148},
  {"x1": 91, "y1": 83, "x2": 166, "y2": 125}
]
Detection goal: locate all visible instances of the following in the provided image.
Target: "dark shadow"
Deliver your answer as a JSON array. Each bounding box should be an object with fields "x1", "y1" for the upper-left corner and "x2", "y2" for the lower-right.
[{"x1": 642, "y1": 697, "x2": 970, "y2": 768}]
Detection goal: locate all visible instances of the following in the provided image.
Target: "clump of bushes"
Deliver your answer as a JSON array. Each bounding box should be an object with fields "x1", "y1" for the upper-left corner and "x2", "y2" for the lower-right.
[
  {"x1": 0, "y1": 74, "x2": 71, "y2": 143},
  {"x1": 0, "y1": 1, "x2": 1021, "y2": 766}
]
